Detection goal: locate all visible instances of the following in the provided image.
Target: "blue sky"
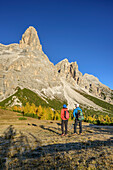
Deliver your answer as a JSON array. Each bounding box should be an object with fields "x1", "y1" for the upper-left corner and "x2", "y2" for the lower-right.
[{"x1": 0, "y1": 0, "x2": 113, "y2": 89}]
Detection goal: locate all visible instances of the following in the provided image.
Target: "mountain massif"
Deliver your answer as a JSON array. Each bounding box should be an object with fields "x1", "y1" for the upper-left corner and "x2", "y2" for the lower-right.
[{"x1": 0, "y1": 26, "x2": 113, "y2": 111}]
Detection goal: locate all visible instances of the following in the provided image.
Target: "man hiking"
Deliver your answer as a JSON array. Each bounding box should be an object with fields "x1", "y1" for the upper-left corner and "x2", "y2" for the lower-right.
[
  {"x1": 61, "y1": 104, "x2": 69, "y2": 136},
  {"x1": 73, "y1": 104, "x2": 83, "y2": 135}
]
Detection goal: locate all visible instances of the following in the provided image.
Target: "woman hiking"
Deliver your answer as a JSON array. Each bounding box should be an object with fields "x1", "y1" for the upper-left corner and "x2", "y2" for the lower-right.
[{"x1": 61, "y1": 104, "x2": 69, "y2": 136}]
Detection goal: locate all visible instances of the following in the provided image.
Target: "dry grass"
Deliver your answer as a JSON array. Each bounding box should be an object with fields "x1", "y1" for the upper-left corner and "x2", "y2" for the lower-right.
[{"x1": 0, "y1": 109, "x2": 113, "y2": 169}]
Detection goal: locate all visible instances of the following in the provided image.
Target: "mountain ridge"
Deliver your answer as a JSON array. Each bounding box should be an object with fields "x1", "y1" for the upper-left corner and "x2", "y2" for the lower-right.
[{"x1": 0, "y1": 26, "x2": 113, "y2": 110}]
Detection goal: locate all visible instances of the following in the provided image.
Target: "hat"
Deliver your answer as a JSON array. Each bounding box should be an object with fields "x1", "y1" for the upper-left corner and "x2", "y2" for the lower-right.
[
  {"x1": 63, "y1": 104, "x2": 67, "y2": 108},
  {"x1": 75, "y1": 103, "x2": 79, "y2": 108}
]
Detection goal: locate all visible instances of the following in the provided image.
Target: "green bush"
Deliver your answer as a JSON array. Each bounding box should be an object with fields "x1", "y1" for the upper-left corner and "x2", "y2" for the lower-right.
[
  {"x1": 24, "y1": 113, "x2": 38, "y2": 119},
  {"x1": 19, "y1": 117, "x2": 27, "y2": 120},
  {"x1": 17, "y1": 114, "x2": 22, "y2": 116}
]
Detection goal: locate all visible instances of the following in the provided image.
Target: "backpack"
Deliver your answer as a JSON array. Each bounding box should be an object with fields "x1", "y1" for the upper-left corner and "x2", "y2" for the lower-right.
[
  {"x1": 64, "y1": 110, "x2": 69, "y2": 119},
  {"x1": 77, "y1": 110, "x2": 84, "y2": 121}
]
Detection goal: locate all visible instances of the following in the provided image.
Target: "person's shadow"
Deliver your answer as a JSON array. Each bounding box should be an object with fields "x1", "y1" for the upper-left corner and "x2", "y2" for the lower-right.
[{"x1": 39, "y1": 125, "x2": 61, "y2": 135}]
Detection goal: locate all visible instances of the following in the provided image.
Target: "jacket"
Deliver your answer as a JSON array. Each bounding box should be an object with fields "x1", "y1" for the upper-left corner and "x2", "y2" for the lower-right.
[
  {"x1": 61, "y1": 108, "x2": 68, "y2": 120},
  {"x1": 73, "y1": 107, "x2": 82, "y2": 120}
]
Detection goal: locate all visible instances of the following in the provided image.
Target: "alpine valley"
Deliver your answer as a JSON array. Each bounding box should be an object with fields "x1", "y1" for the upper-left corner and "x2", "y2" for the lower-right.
[{"x1": 0, "y1": 26, "x2": 113, "y2": 113}]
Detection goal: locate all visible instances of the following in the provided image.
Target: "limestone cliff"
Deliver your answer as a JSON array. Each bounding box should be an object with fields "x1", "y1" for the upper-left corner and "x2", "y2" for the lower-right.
[
  {"x1": 55, "y1": 59, "x2": 113, "y2": 104},
  {"x1": 0, "y1": 26, "x2": 113, "y2": 109}
]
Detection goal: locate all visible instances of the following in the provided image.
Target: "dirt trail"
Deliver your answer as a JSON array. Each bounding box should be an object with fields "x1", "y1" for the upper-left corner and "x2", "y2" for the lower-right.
[{"x1": 0, "y1": 109, "x2": 113, "y2": 169}]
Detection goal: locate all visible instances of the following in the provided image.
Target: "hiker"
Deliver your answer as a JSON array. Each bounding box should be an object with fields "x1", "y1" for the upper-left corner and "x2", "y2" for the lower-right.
[
  {"x1": 73, "y1": 104, "x2": 83, "y2": 135},
  {"x1": 61, "y1": 104, "x2": 69, "y2": 136}
]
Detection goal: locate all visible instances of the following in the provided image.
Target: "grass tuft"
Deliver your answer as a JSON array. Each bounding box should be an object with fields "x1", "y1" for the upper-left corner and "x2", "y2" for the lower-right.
[{"x1": 19, "y1": 117, "x2": 27, "y2": 120}]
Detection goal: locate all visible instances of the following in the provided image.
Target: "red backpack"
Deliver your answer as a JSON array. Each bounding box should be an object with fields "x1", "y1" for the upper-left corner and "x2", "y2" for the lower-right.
[{"x1": 64, "y1": 110, "x2": 69, "y2": 119}]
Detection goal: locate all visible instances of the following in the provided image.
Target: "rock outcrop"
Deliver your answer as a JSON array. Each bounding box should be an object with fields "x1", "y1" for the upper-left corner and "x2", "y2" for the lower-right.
[
  {"x1": 19, "y1": 26, "x2": 42, "y2": 51},
  {"x1": 55, "y1": 59, "x2": 112, "y2": 104}
]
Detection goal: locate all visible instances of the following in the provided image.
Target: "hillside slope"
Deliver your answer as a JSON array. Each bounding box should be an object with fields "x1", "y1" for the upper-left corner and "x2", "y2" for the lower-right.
[{"x1": 0, "y1": 87, "x2": 113, "y2": 116}]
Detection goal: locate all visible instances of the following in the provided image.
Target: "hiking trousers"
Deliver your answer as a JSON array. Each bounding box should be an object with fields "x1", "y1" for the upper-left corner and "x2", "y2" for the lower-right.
[
  {"x1": 74, "y1": 120, "x2": 82, "y2": 134},
  {"x1": 61, "y1": 120, "x2": 68, "y2": 135}
]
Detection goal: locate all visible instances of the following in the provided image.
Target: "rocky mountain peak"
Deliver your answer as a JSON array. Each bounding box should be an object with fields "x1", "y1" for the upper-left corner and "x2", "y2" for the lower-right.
[
  {"x1": 19, "y1": 26, "x2": 42, "y2": 51},
  {"x1": 0, "y1": 27, "x2": 113, "y2": 107}
]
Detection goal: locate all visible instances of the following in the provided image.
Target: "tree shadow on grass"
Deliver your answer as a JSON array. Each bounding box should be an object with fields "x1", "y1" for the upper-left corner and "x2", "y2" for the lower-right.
[
  {"x1": 0, "y1": 125, "x2": 34, "y2": 169},
  {"x1": 93, "y1": 127, "x2": 113, "y2": 135},
  {"x1": 0, "y1": 125, "x2": 16, "y2": 169},
  {"x1": 83, "y1": 123, "x2": 113, "y2": 135}
]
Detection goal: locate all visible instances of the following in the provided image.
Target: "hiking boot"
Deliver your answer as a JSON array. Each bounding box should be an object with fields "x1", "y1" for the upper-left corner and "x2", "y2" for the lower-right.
[
  {"x1": 65, "y1": 134, "x2": 68, "y2": 136},
  {"x1": 61, "y1": 134, "x2": 64, "y2": 136},
  {"x1": 73, "y1": 133, "x2": 77, "y2": 135}
]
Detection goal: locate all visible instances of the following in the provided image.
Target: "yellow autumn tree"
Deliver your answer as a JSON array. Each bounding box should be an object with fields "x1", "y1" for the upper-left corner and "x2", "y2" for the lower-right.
[
  {"x1": 50, "y1": 108, "x2": 54, "y2": 120},
  {"x1": 37, "y1": 105, "x2": 43, "y2": 119},
  {"x1": 54, "y1": 111, "x2": 60, "y2": 120},
  {"x1": 98, "y1": 115, "x2": 104, "y2": 122},
  {"x1": 28, "y1": 103, "x2": 36, "y2": 117},
  {"x1": 16, "y1": 106, "x2": 23, "y2": 113},
  {"x1": 40, "y1": 107, "x2": 48, "y2": 120},
  {"x1": 105, "y1": 115, "x2": 111, "y2": 123},
  {"x1": 46, "y1": 107, "x2": 54, "y2": 120},
  {"x1": 12, "y1": 105, "x2": 18, "y2": 111},
  {"x1": 68, "y1": 110, "x2": 73, "y2": 121},
  {"x1": 38, "y1": 107, "x2": 55, "y2": 120},
  {"x1": 30, "y1": 103, "x2": 36, "y2": 114},
  {"x1": 87, "y1": 116, "x2": 94, "y2": 123},
  {"x1": 24, "y1": 102, "x2": 31, "y2": 114}
]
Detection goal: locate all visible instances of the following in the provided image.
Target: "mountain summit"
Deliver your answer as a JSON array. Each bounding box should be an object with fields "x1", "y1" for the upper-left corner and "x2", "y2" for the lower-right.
[
  {"x1": 19, "y1": 26, "x2": 42, "y2": 51},
  {"x1": 0, "y1": 26, "x2": 113, "y2": 110}
]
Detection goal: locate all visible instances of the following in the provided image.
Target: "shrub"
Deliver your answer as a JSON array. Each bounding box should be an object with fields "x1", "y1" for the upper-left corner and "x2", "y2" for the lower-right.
[{"x1": 19, "y1": 117, "x2": 27, "y2": 120}]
